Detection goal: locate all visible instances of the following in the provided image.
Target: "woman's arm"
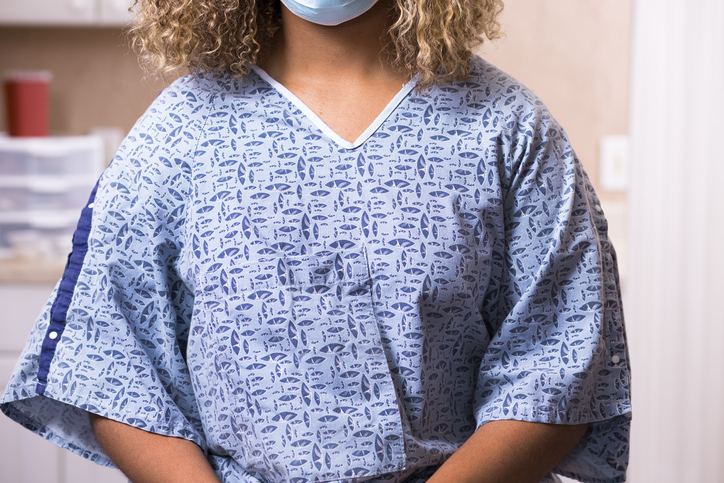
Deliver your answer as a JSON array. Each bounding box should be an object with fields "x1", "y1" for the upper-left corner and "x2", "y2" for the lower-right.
[
  {"x1": 89, "y1": 413, "x2": 221, "y2": 483},
  {"x1": 427, "y1": 420, "x2": 589, "y2": 483}
]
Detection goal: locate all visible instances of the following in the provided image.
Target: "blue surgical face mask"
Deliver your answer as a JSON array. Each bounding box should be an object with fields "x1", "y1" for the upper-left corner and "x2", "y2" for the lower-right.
[{"x1": 280, "y1": 0, "x2": 380, "y2": 26}]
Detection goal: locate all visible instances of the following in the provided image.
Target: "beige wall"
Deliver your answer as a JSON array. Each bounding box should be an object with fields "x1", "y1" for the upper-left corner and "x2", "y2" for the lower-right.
[
  {"x1": 0, "y1": 0, "x2": 632, "y2": 197},
  {"x1": 478, "y1": 0, "x2": 632, "y2": 198}
]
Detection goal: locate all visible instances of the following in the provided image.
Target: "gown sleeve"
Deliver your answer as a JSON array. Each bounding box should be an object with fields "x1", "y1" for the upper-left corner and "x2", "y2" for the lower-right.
[
  {"x1": 474, "y1": 106, "x2": 632, "y2": 483},
  {"x1": 0, "y1": 75, "x2": 212, "y2": 467}
]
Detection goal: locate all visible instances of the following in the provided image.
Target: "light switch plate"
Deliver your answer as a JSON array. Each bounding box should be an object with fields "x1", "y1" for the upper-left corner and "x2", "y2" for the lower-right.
[{"x1": 599, "y1": 135, "x2": 630, "y2": 191}]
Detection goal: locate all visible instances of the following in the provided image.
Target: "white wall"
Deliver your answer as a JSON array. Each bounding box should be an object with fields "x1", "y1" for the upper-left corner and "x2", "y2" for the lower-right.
[{"x1": 626, "y1": 0, "x2": 724, "y2": 481}]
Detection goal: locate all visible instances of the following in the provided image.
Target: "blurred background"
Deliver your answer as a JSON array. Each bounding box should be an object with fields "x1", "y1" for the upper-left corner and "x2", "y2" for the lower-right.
[{"x1": 0, "y1": 0, "x2": 722, "y2": 481}]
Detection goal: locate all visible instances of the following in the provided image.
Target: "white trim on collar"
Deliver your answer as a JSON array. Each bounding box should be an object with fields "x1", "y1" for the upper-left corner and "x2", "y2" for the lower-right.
[{"x1": 250, "y1": 64, "x2": 417, "y2": 150}]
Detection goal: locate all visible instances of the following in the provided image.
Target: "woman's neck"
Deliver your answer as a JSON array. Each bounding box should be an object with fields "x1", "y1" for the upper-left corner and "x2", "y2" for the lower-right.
[
  {"x1": 257, "y1": 0, "x2": 411, "y2": 144},
  {"x1": 260, "y1": 0, "x2": 401, "y2": 85}
]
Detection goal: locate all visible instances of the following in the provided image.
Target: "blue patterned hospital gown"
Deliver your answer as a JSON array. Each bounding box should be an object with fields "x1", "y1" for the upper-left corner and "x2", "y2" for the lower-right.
[{"x1": 1, "y1": 57, "x2": 631, "y2": 483}]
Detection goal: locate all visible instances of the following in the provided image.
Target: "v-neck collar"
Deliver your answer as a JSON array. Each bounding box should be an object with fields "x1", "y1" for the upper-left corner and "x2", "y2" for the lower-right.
[{"x1": 250, "y1": 64, "x2": 417, "y2": 150}]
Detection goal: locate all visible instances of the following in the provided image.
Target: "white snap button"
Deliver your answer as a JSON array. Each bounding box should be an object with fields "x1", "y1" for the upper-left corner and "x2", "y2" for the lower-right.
[
  {"x1": 611, "y1": 355, "x2": 620, "y2": 364},
  {"x1": 88, "y1": 203, "x2": 95, "y2": 209},
  {"x1": 49, "y1": 331, "x2": 58, "y2": 340},
  {"x1": 595, "y1": 205, "x2": 603, "y2": 213}
]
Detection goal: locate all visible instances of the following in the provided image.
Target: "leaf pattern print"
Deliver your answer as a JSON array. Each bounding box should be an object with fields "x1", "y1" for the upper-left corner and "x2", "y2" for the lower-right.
[{"x1": 2, "y1": 56, "x2": 630, "y2": 483}]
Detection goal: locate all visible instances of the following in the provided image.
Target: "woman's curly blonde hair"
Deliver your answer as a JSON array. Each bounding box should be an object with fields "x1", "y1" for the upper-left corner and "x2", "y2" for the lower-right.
[{"x1": 130, "y1": 0, "x2": 504, "y2": 89}]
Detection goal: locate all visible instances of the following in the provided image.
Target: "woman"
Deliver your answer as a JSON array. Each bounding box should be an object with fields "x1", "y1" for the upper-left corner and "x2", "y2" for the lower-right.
[{"x1": 1, "y1": 0, "x2": 631, "y2": 482}]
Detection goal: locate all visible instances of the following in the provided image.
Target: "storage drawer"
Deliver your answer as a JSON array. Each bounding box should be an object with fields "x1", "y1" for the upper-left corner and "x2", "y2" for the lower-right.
[
  {"x1": 0, "y1": 136, "x2": 104, "y2": 176},
  {"x1": 0, "y1": 183, "x2": 92, "y2": 212},
  {"x1": 0, "y1": 212, "x2": 79, "y2": 262}
]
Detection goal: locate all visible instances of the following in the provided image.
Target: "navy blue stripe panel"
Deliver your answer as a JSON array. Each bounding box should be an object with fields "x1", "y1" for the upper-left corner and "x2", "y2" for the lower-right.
[{"x1": 36, "y1": 181, "x2": 100, "y2": 396}]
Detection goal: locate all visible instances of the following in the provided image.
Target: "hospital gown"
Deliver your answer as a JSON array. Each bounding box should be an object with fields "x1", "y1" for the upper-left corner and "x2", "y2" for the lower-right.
[{"x1": 1, "y1": 56, "x2": 631, "y2": 483}]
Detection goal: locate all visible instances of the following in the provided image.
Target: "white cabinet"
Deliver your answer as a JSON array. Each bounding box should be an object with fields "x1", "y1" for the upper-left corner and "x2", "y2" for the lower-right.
[
  {"x1": 0, "y1": 0, "x2": 134, "y2": 26},
  {"x1": 0, "y1": 285, "x2": 128, "y2": 483},
  {"x1": 0, "y1": 358, "x2": 62, "y2": 483},
  {"x1": 98, "y1": 0, "x2": 134, "y2": 25}
]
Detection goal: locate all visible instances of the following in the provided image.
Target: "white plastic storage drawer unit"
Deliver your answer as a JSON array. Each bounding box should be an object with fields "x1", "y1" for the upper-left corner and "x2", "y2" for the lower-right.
[{"x1": 0, "y1": 136, "x2": 105, "y2": 263}]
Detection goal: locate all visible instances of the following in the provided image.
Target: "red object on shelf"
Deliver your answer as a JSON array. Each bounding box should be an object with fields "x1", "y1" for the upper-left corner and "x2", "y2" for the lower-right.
[{"x1": 4, "y1": 71, "x2": 52, "y2": 137}]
